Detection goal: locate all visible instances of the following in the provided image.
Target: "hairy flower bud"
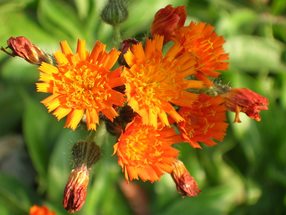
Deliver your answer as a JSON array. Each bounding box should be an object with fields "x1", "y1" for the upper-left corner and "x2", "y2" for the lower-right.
[
  {"x1": 222, "y1": 88, "x2": 268, "y2": 122},
  {"x1": 63, "y1": 141, "x2": 100, "y2": 213},
  {"x1": 1, "y1": 36, "x2": 54, "y2": 65},
  {"x1": 101, "y1": 0, "x2": 128, "y2": 26},
  {"x1": 171, "y1": 160, "x2": 201, "y2": 197},
  {"x1": 151, "y1": 5, "x2": 186, "y2": 43},
  {"x1": 63, "y1": 165, "x2": 89, "y2": 213},
  {"x1": 72, "y1": 141, "x2": 100, "y2": 168}
]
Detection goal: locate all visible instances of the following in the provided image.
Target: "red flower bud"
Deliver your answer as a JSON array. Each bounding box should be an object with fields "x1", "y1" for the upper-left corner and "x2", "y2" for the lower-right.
[
  {"x1": 1, "y1": 36, "x2": 53, "y2": 65},
  {"x1": 63, "y1": 165, "x2": 89, "y2": 213},
  {"x1": 171, "y1": 160, "x2": 201, "y2": 197},
  {"x1": 151, "y1": 5, "x2": 186, "y2": 43},
  {"x1": 222, "y1": 88, "x2": 268, "y2": 122},
  {"x1": 63, "y1": 141, "x2": 100, "y2": 213}
]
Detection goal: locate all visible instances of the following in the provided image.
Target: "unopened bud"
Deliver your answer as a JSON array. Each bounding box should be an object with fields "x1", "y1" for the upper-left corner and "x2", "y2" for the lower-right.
[
  {"x1": 1, "y1": 36, "x2": 54, "y2": 65},
  {"x1": 151, "y1": 5, "x2": 186, "y2": 43},
  {"x1": 105, "y1": 105, "x2": 136, "y2": 136},
  {"x1": 63, "y1": 141, "x2": 100, "y2": 213},
  {"x1": 101, "y1": 0, "x2": 128, "y2": 26},
  {"x1": 171, "y1": 160, "x2": 201, "y2": 197},
  {"x1": 63, "y1": 165, "x2": 89, "y2": 213}
]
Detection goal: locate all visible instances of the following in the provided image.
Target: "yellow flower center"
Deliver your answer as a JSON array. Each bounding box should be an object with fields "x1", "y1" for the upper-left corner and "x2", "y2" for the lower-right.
[
  {"x1": 124, "y1": 128, "x2": 163, "y2": 164},
  {"x1": 128, "y1": 63, "x2": 175, "y2": 109},
  {"x1": 57, "y1": 62, "x2": 111, "y2": 110}
]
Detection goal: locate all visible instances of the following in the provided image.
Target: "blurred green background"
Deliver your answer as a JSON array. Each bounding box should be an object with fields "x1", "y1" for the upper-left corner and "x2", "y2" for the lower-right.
[{"x1": 0, "y1": 0, "x2": 286, "y2": 214}]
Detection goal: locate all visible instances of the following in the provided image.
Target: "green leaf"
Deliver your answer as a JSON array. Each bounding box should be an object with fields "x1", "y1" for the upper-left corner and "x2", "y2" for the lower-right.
[
  {"x1": 0, "y1": 173, "x2": 37, "y2": 215},
  {"x1": 0, "y1": 85, "x2": 23, "y2": 135},
  {"x1": 271, "y1": 0, "x2": 286, "y2": 15},
  {"x1": 225, "y1": 35, "x2": 286, "y2": 72},
  {"x1": 1, "y1": 58, "x2": 38, "y2": 84},
  {"x1": 23, "y1": 94, "x2": 64, "y2": 190},
  {"x1": 279, "y1": 73, "x2": 286, "y2": 109},
  {"x1": 83, "y1": 1, "x2": 105, "y2": 43},
  {"x1": 37, "y1": 0, "x2": 85, "y2": 40},
  {"x1": 157, "y1": 184, "x2": 241, "y2": 215},
  {"x1": 74, "y1": 0, "x2": 90, "y2": 20},
  {"x1": 0, "y1": 10, "x2": 56, "y2": 48},
  {"x1": 0, "y1": 204, "x2": 10, "y2": 215},
  {"x1": 83, "y1": 163, "x2": 130, "y2": 215},
  {"x1": 0, "y1": 0, "x2": 34, "y2": 16},
  {"x1": 216, "y1": 9, "x2": 258, "y2": 36}
]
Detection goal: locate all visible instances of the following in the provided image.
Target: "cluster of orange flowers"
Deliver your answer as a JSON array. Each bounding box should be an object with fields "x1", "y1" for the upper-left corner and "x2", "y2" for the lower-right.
[
  {"x1": 2, "y1": 4, "x2": 268, "y2": 214},
  {"x1": 37, "y1": 4, "x2": 268, "y2": 193}
]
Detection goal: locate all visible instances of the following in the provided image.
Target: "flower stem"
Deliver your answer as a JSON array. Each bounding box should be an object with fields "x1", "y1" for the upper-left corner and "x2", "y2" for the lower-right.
[
  {"x1": 113, "y1": 24, "x2": 122, "y2": 47},
  {"x1": 86, "y1": 131, "x2": 97, "y2": 142}
]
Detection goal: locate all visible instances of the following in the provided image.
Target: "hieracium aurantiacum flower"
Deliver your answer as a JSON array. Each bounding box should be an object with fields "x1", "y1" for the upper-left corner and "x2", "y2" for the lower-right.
[{"x1": 0, "y1": 2, "x2": 269, "y2": 214}]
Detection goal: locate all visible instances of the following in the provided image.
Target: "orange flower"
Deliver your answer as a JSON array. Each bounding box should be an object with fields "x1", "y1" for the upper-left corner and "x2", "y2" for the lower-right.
[
  {"x1": 171, "y1": 160, "x2": 201, "y2": 197},
  {"x1": 222, "y1": 88, "x2": 268, "y2": 122},
  {"x1": 174, "y1": 22, "x2": 229, "y2": 86},
  {"x1": 113, "y1": 116, "x2": 181, "y2": 182},
  {"x1": 123, "y1": 35, "x2": 203, "y2": 128},
  {"x1": 36, "y1": 39, "x2": 125, "y2": 130},
  {"x1": 178, "y1": 94, "x2": 228, "y2": 148},
  {"x1": 151, "y1": 5, "x2": 186, "y2": 43},
  {"x1": 29, "y1": 205, "x2": 55, "y2": 215}
]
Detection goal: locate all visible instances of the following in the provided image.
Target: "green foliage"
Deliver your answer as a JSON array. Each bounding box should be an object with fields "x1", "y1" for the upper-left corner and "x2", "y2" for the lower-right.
[
  {"x1": 0, "y1": 173, "x2": 37, "y2": 214},
  {"x1": 0, "y1": 0, "x2": 286, "y2": 214}
]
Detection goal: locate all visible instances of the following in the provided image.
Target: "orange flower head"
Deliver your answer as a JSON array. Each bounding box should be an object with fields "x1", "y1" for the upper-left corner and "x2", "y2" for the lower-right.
[
  {"x1": 171, "y1": 160, "x2": 201, "y2": 197},
  {"x1": 174, "y1": 22, "x2": 229, "y2": 86},
  {"x1": 222, "y1": 88, "x2": 269, "y2": 122},
  {"x1": 123, "y1": 35, "x2": 203, "y2": 128},
  {"x1": 113, "y1": 116, "x2": 181, "y2": 182},
  {"x1": 29, "y1": 205, "x2": 55, "y2": 215},
  {"x1": 36, "y1": 39, "x2": 125, "y2": 130},
  {"x1": 63, "y1": 165, "x2": 89, "y2": 213},
  {"x1": 178, "y1": 94, "x2": 228, "y2": 148},
  {"x1": 151, "y1": 5, "x2": 186, "y2": 43}
]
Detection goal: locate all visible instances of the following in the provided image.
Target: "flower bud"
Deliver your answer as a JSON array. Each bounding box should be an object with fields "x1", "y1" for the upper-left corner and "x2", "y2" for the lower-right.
[
  {"x1": 63, "y1": 165, "x2": 89, "y2": 213},
  {"x1": 72, "y1": 141, "x2": 100, "y2": 168},
  {"x1": 171, "y1": 160, "x2": 201, "y2": 197},
  {"x1": 151, "y1": 5, "x2": 186, "y2": 43},
  {"x1": 1, "y1": 36, "x2": 54, "y2": 65},
  {"x1": 105, "y1": 105, "x2": 136, "y2": 136},
  {"x1": 101, "y1": 0, "x2": 128, "y2": 26},
  {"x1": 63, "y1": 141, "x2": 100, "y2": 213},
  {"x1": 221, "y1": 88, "x2": 268, "y2": 122}
]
